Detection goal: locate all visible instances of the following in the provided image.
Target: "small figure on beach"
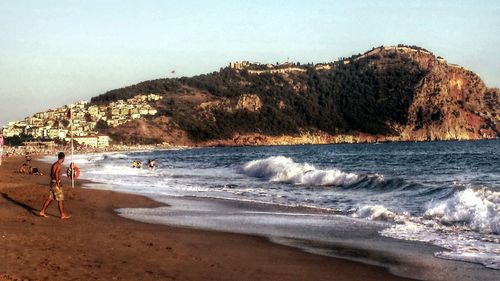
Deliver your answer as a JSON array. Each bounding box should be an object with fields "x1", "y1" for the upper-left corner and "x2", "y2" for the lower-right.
[
  {"x1": 132, "y1": 160, "x2": 142, "y2": 169},
  {"x1": 19, "y1": 163, "x2": 30, "y2": 174},
  {"x1": 31, "y1": 167, "x2": 44, "y2": 176},
  {"x1": 147, "y1": 159, "x2": 156, "y2": 170},
  {"x1": 39, "y1": 152, "x2": 71, "y2": 219}
]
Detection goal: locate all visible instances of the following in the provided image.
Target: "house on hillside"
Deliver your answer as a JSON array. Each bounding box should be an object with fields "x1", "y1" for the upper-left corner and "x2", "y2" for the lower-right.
[{"x1": 72, "y1": 134, "x2": 111, "y2": 149}]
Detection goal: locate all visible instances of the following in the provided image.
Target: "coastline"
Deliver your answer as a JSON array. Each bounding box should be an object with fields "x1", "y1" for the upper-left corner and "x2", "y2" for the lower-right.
[
  {"x1": 116, "y1": 195, "x2": 499, "y2": 281},
  {"x1": 2, "y1": 138, "x2": 498, "y2": 159},
  {"x1": 0, "y1": 156, "x2": 416, "y2": 281}
]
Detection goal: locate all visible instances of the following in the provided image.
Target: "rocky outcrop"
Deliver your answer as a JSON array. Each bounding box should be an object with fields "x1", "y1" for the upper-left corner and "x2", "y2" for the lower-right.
[
  {"x1": 197, "y1": 94, "x2": 262, "y2": 114},
  {"x1": 235, "y1": 94, "x2": 262, "y2": 112},
  {"x1": 386, "y1": 47, "x2": 497, "y2": 141}
]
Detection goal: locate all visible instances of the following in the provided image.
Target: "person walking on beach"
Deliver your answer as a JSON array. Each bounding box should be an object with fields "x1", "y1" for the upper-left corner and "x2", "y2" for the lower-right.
[
  {"x1": 0, "y1": 133, "x2": 3, "y2": 166},
  {"x1": 39, "y1": 152, "x2": 71, "y2": 219}
]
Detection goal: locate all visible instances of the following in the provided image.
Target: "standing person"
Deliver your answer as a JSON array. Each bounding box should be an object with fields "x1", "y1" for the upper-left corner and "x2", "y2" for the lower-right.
[
  {"x1": 39, "y1": 152, "x2": 71, "y2": 219},
  {"x1": 0, "y1": 133, "x2": 3, "y2": 166},
  {"x1": 148, "y1": 159, "x2": 156, "y2": 169}
]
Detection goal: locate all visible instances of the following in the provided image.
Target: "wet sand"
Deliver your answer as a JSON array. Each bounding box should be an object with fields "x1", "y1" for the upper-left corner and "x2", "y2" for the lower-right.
[{"x1": 0, "y1": 156, "x2": 414, "y2": 281}]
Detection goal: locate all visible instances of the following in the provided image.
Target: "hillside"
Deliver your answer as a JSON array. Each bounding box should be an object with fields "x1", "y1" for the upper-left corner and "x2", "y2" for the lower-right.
[{"x1": 91, "y1": 45, "x2": 499, "y2": 146}]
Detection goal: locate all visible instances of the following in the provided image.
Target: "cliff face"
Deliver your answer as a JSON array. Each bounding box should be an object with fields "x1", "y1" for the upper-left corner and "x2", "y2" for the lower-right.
[
  {"x1": 93, "y1": 45, "x2": 498, "y2": 146},
  {"x1": 377, "y1": 47, "x2": 498, "y2": 141}
]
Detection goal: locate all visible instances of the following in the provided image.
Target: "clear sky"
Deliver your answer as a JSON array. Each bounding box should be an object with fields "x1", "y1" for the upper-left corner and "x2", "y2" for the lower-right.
[{"x1": 1, "y1": 0, "x2": 499, "y2": 126}]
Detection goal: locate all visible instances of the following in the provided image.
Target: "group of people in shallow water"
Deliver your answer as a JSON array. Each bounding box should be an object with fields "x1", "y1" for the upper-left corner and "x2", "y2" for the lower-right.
[{"x1": 131, "y1": 159, "x2": 157, "y2": 169}]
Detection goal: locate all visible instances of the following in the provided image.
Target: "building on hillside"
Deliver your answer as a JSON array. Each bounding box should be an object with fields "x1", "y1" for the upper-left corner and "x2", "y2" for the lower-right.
[
  {"x1": 147, "y1": 94, "x2": 162, "y2": 101},
  {"x1": 229, "y1": 61, "x2": 250, "y2": 69},
  {"x1": 139, "y1": 105, "x2": 151, "y2": 115},
  {"x1": 22, "y1": 140, "x2": 56, "y2": 150},
  {"x1": 120, "y1": 108, "x2": 130, "y2": 116},
  {"x1": 73, "y1": 100, "x2": 88, "y2": 109},
  {"x1": 97, "y1": 135, "x2": 110, "y2": 148},
  {"x1": 72, "y1": 134, "x2": 111, "y2": 149},
  {"x1": 47, "y1": 129, "x2": 67, "y2": 140},
  {"x1": 25, "y1": 126, "x2": 47, "y2": 138},
  {"x1": 73, "y1": 136, "x2": 97, "y2": 147},
  {"x1": 74, "y1": 111, "x2": 86, "y2": 119},
  {"x1": 88, "y1": 105, "x2": 99, "y2": 117},
  {"x1": 315, "y1": 64, "x2": 332, "y2": 71},
  {"x1": 25, "y1": 117, "x2": 44, "y2": 126},
  {"x1": 2, "y1": 123, "x2": 26, "y2": 137},
  {"x1": 46, "y1": 110, "x2": 55, "y2": 119},
  {"x1": 247, "y1": 67, "x2": 306, "y2": 75},
  {"x1": 34, "y1": 112, "x2": 48, "y2": 119}
]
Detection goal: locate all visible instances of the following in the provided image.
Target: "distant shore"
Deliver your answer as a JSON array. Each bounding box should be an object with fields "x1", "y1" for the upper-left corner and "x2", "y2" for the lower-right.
[
  {"x1": 2, "y1": 137, "x2": 498, "y2": 159},
  {"x1": 1, "y1": 143, "x2": 183, "y2": 156},
  {"x1": 0, "y1": 156, "x2": 415, "y2": 281}
]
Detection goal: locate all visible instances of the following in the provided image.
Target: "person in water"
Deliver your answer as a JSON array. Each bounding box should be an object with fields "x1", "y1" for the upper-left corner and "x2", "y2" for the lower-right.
[
  {"x1": 147, "y1": 159, "x2": 156, "y2": 169},
  {"x1": 39, "y1": 152, "x2": 71, "y2": 219},
  {"x1": 132, "y1": 160, "x2": 142, "y2": 169}
]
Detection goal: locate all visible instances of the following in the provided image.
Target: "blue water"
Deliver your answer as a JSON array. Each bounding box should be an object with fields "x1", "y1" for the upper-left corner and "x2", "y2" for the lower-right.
[{"x1": 68, "y1": 140, "x2": 500, "y2": 270}]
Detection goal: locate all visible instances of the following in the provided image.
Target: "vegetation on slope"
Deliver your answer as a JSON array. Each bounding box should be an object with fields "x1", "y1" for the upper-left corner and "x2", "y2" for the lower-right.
[{"x1": 90, "y1": 45, "x2": 498, "y2": 144}]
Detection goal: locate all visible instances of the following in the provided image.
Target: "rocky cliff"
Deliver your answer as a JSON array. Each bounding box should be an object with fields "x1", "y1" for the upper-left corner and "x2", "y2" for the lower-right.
[{"x1": 92, "y1": 45, "x2": 498, "y2": 146}]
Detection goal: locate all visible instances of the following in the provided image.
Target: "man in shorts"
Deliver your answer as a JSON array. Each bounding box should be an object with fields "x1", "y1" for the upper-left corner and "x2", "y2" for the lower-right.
[{"x1": 39, "y1": 152, "x2": 71, "y2": 219}]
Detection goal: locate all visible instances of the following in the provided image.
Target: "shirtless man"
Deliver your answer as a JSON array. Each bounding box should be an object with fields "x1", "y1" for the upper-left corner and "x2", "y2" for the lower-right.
[{"x1": 39, "y1": 152, "x2": 71, "y2": 219}]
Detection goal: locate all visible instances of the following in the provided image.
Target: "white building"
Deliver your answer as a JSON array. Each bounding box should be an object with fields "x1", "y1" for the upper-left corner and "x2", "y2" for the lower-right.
[{"x1": 72, "y1": 135, "x2": 111, "y2": 148}]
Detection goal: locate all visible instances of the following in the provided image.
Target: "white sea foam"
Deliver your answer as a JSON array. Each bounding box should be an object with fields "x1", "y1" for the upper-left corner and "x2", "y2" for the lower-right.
[
  {"x1": 425, "y1": 188, "x2": 500, "y2": 234},
  {"x1": 69, "y1": 154, "x2": 104, "y2": 164},
  {"x1": 378, "y1": 188, "x2": 500, "y2": 269},
  {"x1": 241, "y1": 156, "x2": 360, "y2": 186},
  {"x1": 381, "y1": 218, "x2": 500, "y2": 270},
  {"x1": 353, "y1": 205, "x2": 396, "y2": 221},
  {"x1": 105, "y1": 153, "x2": 129, "y2": 159},
  {"x1": 86, "y1": 164, "x2": 153, "y2": 176}
]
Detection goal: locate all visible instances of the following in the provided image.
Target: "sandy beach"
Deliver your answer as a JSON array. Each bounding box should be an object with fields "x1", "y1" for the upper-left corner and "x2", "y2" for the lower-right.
[{"x1": 0, "y1": 156, "x2": 418, "y2": 281}]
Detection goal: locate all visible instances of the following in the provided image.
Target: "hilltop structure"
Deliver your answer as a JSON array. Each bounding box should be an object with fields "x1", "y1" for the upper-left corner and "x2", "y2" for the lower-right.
[{"x1": 228, "y1": 60, "x2": 332, "y2": 75}]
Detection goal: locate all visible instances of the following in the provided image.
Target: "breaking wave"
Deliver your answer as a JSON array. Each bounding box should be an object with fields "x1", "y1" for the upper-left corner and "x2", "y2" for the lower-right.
[
  {"x1": 241, "y1": 156, "x2": 360, "y2": 186},
  {"x1": 425, "y1": 188, "x2": 500, "y2": 234},
  {"x1": 354, "y1": 188, "x2": 500, "y2": 269}
]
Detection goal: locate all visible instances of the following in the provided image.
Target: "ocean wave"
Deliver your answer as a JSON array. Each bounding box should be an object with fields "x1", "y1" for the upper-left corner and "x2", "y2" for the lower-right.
[
  {"x1": 241, "y1": 156, "x2": 360, "y2": 186},
  {"x1": 364, "y1": 187, "x2": 500, "y2": 270},
  {"x1": 66, "y1": 155, "x2": 103, "y2": 164},
  {"x1": 86, "y1": 164, "x2": 156, "y2": 177},
  {"x1": 352, "y1": 187, "x2": 499, "y2": 234},
  {"x1": 104, "y1": 153, "x2": 129, "y2": 159},
  {"x1": 425, "y1": 188, "x2": 500, "y2": 234}
]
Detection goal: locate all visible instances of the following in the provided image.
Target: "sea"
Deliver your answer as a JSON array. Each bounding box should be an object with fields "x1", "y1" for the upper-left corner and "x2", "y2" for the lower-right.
[{"x1": 60, "y1": 140, "x2": 499, "y2": 280}]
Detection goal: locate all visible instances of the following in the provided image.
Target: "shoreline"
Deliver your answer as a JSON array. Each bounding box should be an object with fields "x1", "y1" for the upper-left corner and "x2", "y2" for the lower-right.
[
  {"x1": 18, "y1": 145, "x2": 500, "y2": 279},
  {"x1": 1, "y1": 156, "x2": 416, "y2": 281},
  {"x1": 2, "y1": 138, "x2": 498, "y2": 158},
  {"x1": 115, "y1": 195, "x2": 499, "y2": 281},
  {"x1": 35, "y1": 148, "x2": 500, "y2": 280}
]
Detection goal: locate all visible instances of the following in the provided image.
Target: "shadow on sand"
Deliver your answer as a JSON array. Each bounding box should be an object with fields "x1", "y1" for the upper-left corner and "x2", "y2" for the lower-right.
[{"x1": 1, "y1": 192, "x2": 39, "y2": 216}]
